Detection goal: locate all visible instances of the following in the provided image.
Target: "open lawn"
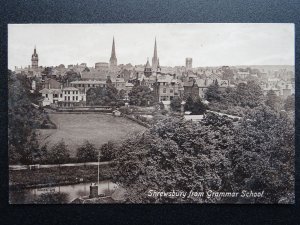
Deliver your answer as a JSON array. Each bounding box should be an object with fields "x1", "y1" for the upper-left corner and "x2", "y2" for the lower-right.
[{"x1": 37, "y1": 113, "x2": 146, "y2": 156}]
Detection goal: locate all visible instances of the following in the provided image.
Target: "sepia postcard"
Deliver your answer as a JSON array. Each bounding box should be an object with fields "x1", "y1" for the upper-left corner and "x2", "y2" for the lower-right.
[{"x1": 8, "y1": 23, "x2": 295, "y2": 204}]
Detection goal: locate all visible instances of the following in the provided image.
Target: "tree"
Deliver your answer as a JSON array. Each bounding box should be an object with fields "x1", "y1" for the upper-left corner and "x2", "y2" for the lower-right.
[
  {"x1": 229, "y1": 106, "x2": 294, "y2": 203},
  {"x1": 128, "y1": 85, "x2": 155, "y2": 106},
  {"x1": 8, "y1": 70, "x2": 51, "y2": 164},
  {"x1": 76, "y1": 141, "x2": 97, "y2": 163},
  {"x1": 48, "y1": 140, "x2": 70, "y2": 173},
  {"x1": 190, "y1": 97, "x2": 207, "y2": 115},
  {"x1": 100, "y1": 141, "x2": 117, "y2": 161},
  {"x1": 113, "y1": 116, "x2": 234, "y2": 203},
  {"x1": 170, "y1": 97, "x2": 182, "y2": 112},
  {"x1": 205, "y1": 81, "x2": 221, "y2": 102},
  {"x1": 184, "y1": 96, "x2": 194, "y2": 112},
  {"x1": 235, "y1": 81, "x2": 263, "y2": 108},
  {"x1": 113, "y1": 107, "x2": 294, "y2": 203},
  {"x1": 265, "y1": 90, "x2": 280, "y2": 111},
  {"x1": 184, "y1": 96, "x2": 206, "y2": 115},
  {"x1": 284, "y1": 95, "x2": 295, "y2": 111},
  {"x1": 86, "y1": 85, "x2": 118, "y2": 106},
  {"x1": 62, "y1": 71, "x2": 81, "y2": 84},
  {"x1": 117, "y1": 89, "x2": 126, "y2": 100}
]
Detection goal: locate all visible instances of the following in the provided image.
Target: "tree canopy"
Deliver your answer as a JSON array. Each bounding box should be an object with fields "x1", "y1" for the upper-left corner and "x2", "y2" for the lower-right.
[
  {"x1": 113, "y1": 107, "x2": 294, "y2": 203},
  {"x1": 128, "y1": 85, "x2": 155, "y2": 106}
]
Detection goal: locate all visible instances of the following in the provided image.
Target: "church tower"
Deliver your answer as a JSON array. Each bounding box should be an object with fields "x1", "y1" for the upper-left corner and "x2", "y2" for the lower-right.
[
  {"x1": 109, "y1": 37, "x2": 118, "y2": 69},
  {"x1": 152, "y1": 38, "x2": 158, "y2": 71},
  {"x1": 144, "y1": 58, "x2": 152, "y2": 77},
  {"x1": 31, "y1": 46, "x2": 39, "y2": 70}
]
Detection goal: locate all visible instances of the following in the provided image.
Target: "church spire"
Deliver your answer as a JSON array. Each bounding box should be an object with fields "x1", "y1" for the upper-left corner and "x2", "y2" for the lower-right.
[
  {"x1": 152, "y1": 37, "x2": 158, "y2": 70},
  {"x1": 109, "y1": 37, "x2": 117, "y2": 69},
  {"x1": 153, "y1": 37, "x2": 157, "y2": 60},
  {"x1": 111, "y1": 37, "x2": 116, "y2": 59}
]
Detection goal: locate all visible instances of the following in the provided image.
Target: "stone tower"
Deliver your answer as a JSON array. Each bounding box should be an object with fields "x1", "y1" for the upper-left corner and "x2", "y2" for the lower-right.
[
  {"x1": 144, "y1": 58, "x2": 152, "y2": 77},
  {"x1": 31, "y1": 46, "x2": 39, "y2": 70},
  {"x1": 186, "y1": 57, "x2": 193, "y2": 71},
  {"x1": 152, "y1": 38, "x2": 158, "y2": 71},
  {"x1": 109, "y1": 37, "x2": 118, "y2": 69}
]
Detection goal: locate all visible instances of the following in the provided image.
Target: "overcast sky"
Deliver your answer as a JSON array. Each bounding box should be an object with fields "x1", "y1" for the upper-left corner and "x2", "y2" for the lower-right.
[{"x1": 8, "y1": 23, "x2": 294, "y2": 69}]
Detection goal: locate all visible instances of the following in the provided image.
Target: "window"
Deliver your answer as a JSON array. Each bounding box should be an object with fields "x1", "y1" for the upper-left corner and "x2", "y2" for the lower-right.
[
  {"x1": 45, "y1": 94, "x2": 48, "y2": 98},
  {"x1": 76, "y1": 96, "x2": 78, "y2": 100},
  {"x1": 68, "y1": 91, "x2": 70, "y2": 94},
  {"x1": 60, "y1": 94, "x2": 62, "y2": 98},
  {"x1": 65, "y1": 96, "x2": 67, "y2": 100},
  {"x1": 163, "y1": 88, "x2": 166, "y2": 93},
  {"x1": 68, "y1": 96, "x2": 70, "y2": 101},
  {"x1": 73, "y1": 96, "x2": 75, "y2": 101},
  {"x1": 73, "y1": 91, "x2": 75, "y2": 94},
  {"x1": 88, "y1": 84, "x2": 90, "y2": 87},
  {"x1": 170, "y1": 89, "x2": 173, "y2": 93}
]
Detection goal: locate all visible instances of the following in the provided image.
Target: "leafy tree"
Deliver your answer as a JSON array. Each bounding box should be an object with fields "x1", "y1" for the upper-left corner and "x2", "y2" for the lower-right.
[
  {"x1": 184, "y1": 96, "x2": 194, "y2": 112},
  {"x1": 184, "y1": 96, "x2": 206, "y2": 115},
  {"x1": 229, "y1": 106, "x2": 294, "y2": 203},
  {"x1": 76, "y1": 141, "x2": 98, "y2": 163},
  {"x1": 235, "y1": 81, "x2": 263, "y2": 108},
  {"x1": 8, "y1": 70, "x2": 51, "y2": 164},
  {"x1": 113, "y1": 116, "x2": 234, "y2": 203},
  {"x1": 48, "y1": 139, "x2": 70, "y2": 173},
  {"x1": 100, "y1": 141, "x2": 117, "y2": 161},
  {"x1": 284, "y1": 95, "x2": 295, "y2": 111},
  {"x1": 62, "y1": 70, "x2": 81, "y2": 83},
  {"x1": 129, "y1": 85, "x2": 155, "y2": 106},
  {"x1": 86, "y1": 85, "x2": 118, "y2": 106},
  {"x1": 170, "y1": 97, "x2": 182, "y2": 112},
  {"x1": 117, "y1": 89, "x2": 126, "y2": 100},
  {"x1": 113, "y1": 107, "x2": 294, "y2": 203},
  {"x1": 265, "y1": 90, "x2": 280, "y2": 111},
  {"x1": 205, "y1": 81, "x2": 221, "y2": 102},
  {"x1": 190, "y1": 97, "x2": 207, "y2": 115},
  {"x1": 222, "y1": 66, "x2": 234, "y2": 81}
]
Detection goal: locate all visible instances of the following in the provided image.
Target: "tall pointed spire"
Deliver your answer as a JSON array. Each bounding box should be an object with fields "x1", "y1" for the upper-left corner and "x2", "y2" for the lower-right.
[
  {"x1": 109, "y1": 36, "x2": 117, "y2": 69},
  {"x1": 153, "y1": 37, "x2": 157, "y2": 60},
  {"x1": 152, "y1": 37, "x2": 158, "y2": 70},
  {"x1": 111, "y1": 37, "x2": 116, "y2": 59}
]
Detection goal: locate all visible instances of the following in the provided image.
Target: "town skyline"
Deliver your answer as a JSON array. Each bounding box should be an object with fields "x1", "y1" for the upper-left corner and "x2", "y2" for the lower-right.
[{"x1": 8, "y1": 23, "x2": 294, "y2": 69}]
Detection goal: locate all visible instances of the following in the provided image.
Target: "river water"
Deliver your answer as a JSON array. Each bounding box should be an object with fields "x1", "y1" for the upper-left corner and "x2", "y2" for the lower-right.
[{"x1": 9, "y1": 180, "x2": 117, "y2": 204}]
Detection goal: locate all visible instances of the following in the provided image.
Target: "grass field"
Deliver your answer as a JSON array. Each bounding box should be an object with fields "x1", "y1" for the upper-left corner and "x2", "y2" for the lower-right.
[{"x1": 37, "y1": 113, "x2": 146, "y2": 156}]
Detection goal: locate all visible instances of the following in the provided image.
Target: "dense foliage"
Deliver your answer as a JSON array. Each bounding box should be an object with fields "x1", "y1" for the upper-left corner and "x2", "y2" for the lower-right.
[
  {"x1": 170, "y1": 97, "x2": 182, "y2": 112},
  {"x1": 184, "y1": 96, "x2": 207, "y2": 115},
  {"x1": 113, "y1": 107, "x2": 294, "y2": 203},
  {"x1": 8, "y1": 70, "x2": 53, "y2": 164},
  {"x1": 76, "y1": 141, "x2": 98, "y2": 163},
  {"x1": 128, "y1": 85, "x2": 155, "y2": 106},
  {"x1": 86, "y1": 84, "x2": 121, "y2": 106}
]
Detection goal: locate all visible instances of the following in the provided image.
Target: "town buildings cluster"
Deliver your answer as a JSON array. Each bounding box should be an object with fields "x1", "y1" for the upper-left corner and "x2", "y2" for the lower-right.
[{"x1": 14, "y1": 38, "x2": 295, "y2": 108}]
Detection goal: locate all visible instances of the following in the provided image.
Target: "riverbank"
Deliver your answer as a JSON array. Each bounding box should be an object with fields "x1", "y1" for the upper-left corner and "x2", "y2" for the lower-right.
[{"x1": 9, "y1": 164, "x2": 115, "y2": 190}]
